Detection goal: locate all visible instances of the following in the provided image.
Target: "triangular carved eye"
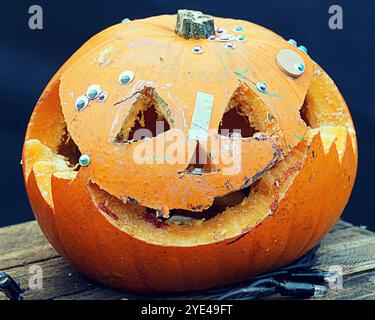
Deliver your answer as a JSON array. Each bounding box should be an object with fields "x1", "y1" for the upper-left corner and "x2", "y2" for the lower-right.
[
  {"x1": 115, "y1": 88, "x2": 172, "y2": 143},
  {"x1": 185, "y1": 142, "x2": 216, "y2": 175},
  {"x1": 219, "y1": 106, "x2": 258, "y2": 138},
  {"x1": 219, "y1": 85, "x2": 282, "y2": 139}
]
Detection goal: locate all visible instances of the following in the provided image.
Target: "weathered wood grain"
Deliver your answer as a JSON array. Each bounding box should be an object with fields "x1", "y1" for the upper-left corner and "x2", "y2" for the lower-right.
[{"x1": 0, "y1": 220, "x2": 374, "y2": 300}]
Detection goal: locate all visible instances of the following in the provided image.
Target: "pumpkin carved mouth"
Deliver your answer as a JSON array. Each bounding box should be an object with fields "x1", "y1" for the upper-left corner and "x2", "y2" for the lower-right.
[{"x1": 22, "y1": 11, "x2": 357, "y2": 291}]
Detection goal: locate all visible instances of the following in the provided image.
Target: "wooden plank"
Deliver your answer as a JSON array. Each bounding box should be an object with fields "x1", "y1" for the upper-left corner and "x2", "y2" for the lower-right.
[
  {"x1": 0, "y1": 220, "x2": 375, "y2": 300},
  {"x1": 313, "y1": 271, "x2": 375, "y2": 300},
  {"x1": 0, "y1": 221, "x2": 58, "y2": 270},
  {"x1": 0, "y1": 257, "x2": 96, "y2": 300}
]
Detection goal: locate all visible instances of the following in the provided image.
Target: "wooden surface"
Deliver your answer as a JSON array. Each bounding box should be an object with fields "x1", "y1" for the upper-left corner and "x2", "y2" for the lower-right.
[{"x1": 1, "y1": 220, "x2": 375, "y2": 300}]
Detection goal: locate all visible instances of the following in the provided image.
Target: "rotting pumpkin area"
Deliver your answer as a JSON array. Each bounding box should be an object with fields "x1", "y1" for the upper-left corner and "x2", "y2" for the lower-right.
[{"x1": 22, "y1": 11, "x2": 357, "y2": 292}]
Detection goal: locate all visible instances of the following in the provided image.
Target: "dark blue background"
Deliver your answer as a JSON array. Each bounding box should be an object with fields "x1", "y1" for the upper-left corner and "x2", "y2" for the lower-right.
[{"x1": 0, "y1": 1, "x2": 373, "y2": 229}]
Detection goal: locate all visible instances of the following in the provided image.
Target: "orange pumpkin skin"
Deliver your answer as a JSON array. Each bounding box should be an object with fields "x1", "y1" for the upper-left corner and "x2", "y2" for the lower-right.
[{"x1": 23, "y1": 13, "x2": 357, "y2": 292}]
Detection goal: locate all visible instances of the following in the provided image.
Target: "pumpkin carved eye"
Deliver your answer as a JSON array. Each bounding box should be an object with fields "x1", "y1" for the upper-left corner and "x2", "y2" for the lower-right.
[
  {"x1": 115, "y1": 88, "x2": 172, "y2": 143},
  {"x1": 219, "y1": 107, "x2": 258, "y2": 138}
]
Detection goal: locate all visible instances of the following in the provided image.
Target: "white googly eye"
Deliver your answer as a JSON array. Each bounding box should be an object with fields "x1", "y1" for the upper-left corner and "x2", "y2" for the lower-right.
[
  {"x1": 256, "y1": 82, "x2": 268, "y2": 93},
  {"x1": 75, "y1": 95, "x2": 89, "y2": 111},
  {"x1": 118, "y1": 71, "x2": 134, "y2": 85},
  {"x1": 288, "y1": 39, "x2": 298, "y2": 47},
  {"x1": 98, "y1": 91, "x2": 108, "y2": 102},
  {"x1": 207, "y1": 35, "x2": 216, "y2": 41},
  {"x1": 216, "y1": 27, "x2": 227, "y2": 34},
  {"x1": 232, "y1": 26, "x2": 243, "y2": 32},
  {"x1": 217, "y1": 34, "x2": 235, "y2": 42},
  {"x1": 236, "y1": 35, "x2": 246, "y2": 42},
  {"x1": 298, "y1": 45, "x2": 308, "y2": 54},
  {"x1": 276, "y1": 49, "x2": 305, "y2": 78},
  {"x1": 79, "y1": 154, "x2": 91, "y2": 167},
  {"x1": 192, "y1": 46, "x2": 203, "y2": 54},
  {"x1": 86, "y1": 84, "x2": 101, "y2": 100},
  {"x1": 225, "y1": 42, "x2": 236, "y2": 49}
]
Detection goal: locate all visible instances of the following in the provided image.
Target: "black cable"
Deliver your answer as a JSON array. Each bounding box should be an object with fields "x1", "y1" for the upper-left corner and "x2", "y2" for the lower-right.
[
  {"x1": 205, "y1": 245, "x2": 321, "y2": 295},
  {"x1": 0, "y1": 271, "x2": 25, "y2": 300}
]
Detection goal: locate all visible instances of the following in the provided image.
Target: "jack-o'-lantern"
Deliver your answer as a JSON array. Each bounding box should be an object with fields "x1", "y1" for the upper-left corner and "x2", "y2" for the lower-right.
[{"x1": 22, "y1": 10, "x2": 357, "y2": 292}]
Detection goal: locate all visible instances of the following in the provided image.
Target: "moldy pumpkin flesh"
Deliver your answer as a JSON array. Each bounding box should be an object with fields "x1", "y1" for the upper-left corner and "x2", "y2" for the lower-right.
[{"x1": 22, "y1": 10, "x2": 357, "y2": 292}]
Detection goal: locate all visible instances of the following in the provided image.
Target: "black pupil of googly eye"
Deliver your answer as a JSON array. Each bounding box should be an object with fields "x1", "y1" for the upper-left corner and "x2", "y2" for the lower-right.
[
  {"x1": 257, "y1": 83, "x2": 267, "y2": 93},
  {"x1": 99, "y1": 93, "x2": 106, "y2": 100}
]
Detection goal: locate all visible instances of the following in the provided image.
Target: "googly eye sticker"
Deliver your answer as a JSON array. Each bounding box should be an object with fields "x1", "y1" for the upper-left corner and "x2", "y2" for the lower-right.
[
  {"x1": 276, "y1": 49, "x2": 306, "y2": 78},
  {"x1": 216, "y1": 27, "x2": 227, "y2": 34},
  {"x1": 256, "y1": 82, "x2": 268, "y2": 93},
  {"x1": 98, "y1": 91, "x2": 108, "y2": 102},
  {"x1": 232, "y1": 26, "x2": 243, "y2": 32},
  {"x1": 207, "y1": 35, "x2": 216, "y2": 41},
  {"x1": 79, "y1": 154, "x2": 91, "y2": 167},
  {"x1": 192, "y1": 46, "x2": 203, "y2": 54},
  {"x1": 75, "y1": 95, "x2": 89, "y2": 111},
  {"x1": 288, "y1": 39, "x2": 298, "y2": 47},
  {"x1": 86, "y1": 84, "x2": 102, "y2": 100},
  {"x1": 118, "y1": 71, "x2": 135, "y2": 85},
  {"x1": 298, "y1": 45, "x2": 308, "y2": 54},
  {"x1": 295, "y1": 63, "x2": 305, "y2": 72},
  {"x1": 217, "y1": 34, "x2": 235, "y2": 42},
  {"x1": 224, "y1": 42, "x2": 236, "y2": 49},
  {"x1": 236, "y1": 35, "x2": 246, "y2": 42}
]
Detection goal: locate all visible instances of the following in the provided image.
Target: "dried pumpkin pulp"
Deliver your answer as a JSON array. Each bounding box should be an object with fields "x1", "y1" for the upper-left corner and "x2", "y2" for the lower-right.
[{"x1": 22, "y1": 11, "x2": 357, "y2": 292}]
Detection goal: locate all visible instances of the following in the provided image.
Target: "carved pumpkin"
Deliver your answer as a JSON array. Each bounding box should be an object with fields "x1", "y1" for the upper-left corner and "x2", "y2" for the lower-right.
[{"x1": 22, "y1": 10, "x2": 357, "y2": 292}]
